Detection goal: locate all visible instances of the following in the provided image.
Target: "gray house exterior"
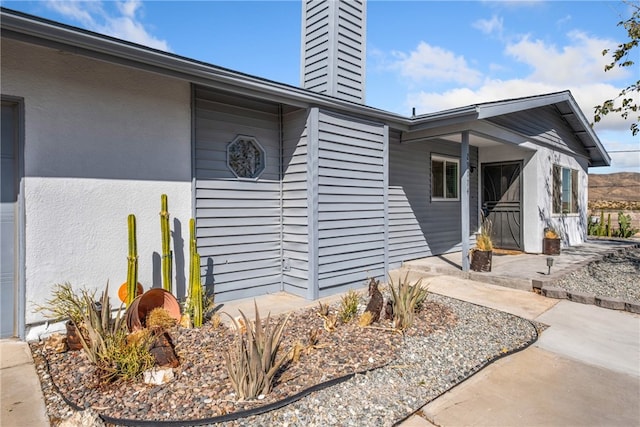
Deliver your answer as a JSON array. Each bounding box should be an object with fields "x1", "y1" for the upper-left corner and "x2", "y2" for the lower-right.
[{"x1": 0, "y1": 4, "x2": 609, "y2": 339}]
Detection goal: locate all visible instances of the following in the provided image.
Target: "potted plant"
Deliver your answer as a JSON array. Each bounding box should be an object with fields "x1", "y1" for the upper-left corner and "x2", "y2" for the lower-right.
[
  {"x1": 543, "y1": 227, "x2": 561, "y2": 255},
  {"x1": 35, "y1": 282, "x2": 93, "y2": 351},
  {"x1": 471, "y1": 216, "x2": 493, "y2": 272}
]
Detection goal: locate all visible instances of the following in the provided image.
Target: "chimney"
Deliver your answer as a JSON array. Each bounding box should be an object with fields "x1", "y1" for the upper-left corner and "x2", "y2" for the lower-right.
[{"x1": 300, "y1": 0, "x2": 367, "y2": 104}]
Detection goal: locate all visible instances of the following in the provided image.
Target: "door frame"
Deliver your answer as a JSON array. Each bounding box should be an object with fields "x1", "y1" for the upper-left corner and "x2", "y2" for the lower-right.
[
  {"x1": 1, "y1": 96, "x2": 25, "y2": 339},
  {"x1": 480, "y1": 160, "x2": 523, "y2": 251}
]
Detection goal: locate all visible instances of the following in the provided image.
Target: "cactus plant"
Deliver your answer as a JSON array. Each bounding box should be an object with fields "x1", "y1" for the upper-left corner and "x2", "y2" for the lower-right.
[
  {"x1": 126, "y1": 214, "x2": 138, "y2": 306},
  {"x1": 160, "y1": 194, "x2": 172, "y2": 293},
  {"x1": 607, "y1": 213, "x2": 612, "y2": 237},
  {"x1": 188, "y1": 218, "x2": 204, "y2": 327},
  {"x1": 598, "y1": 211, "x2": 605, "y2": 236}
]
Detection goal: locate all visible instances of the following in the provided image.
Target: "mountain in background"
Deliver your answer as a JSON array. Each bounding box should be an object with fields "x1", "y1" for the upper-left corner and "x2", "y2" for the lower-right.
[{"x1": 589, "y1": 172, "x2": 639, "y2": 211}]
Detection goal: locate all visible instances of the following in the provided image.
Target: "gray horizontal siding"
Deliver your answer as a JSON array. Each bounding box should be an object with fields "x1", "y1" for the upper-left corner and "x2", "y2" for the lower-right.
[
  {"x1": 317, "y1": 110, "x2": 385, "y2": 293},
  {"x1": 194, "y1": 87, "x2": 282, "y2": 302},
  {"x1": 388, "y1": 136, "x2": 479, "y2": 268},
  {"x1": 282, "y1": 108, "x2": 310, "y2": 297}
]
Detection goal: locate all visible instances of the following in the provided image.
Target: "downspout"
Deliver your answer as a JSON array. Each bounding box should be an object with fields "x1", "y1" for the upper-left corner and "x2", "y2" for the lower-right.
[{"x1": 461, "y1": 131, "x2": 470, "y2": 272}]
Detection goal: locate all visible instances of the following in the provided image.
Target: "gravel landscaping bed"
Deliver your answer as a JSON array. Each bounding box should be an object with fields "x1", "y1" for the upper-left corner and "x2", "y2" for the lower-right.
[
  {"x1": 31, "y1": 292, "x2": 539, "y2": 426},
  {"x1": 553, "y1": 247, "x2": 640, "y2": 303}
]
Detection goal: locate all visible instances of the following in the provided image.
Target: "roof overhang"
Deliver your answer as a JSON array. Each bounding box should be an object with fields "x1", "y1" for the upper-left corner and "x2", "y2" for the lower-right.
[{"x1": 1, "y1": 8, "x2": 611, "y2": 167}]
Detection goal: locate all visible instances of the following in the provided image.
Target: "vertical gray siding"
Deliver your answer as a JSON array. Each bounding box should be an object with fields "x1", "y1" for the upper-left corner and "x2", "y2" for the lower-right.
[
  {"x1": 301, "y1": 0, "x2": 366, "y2": 103},
  {"x1": 316, "y1": 110, "x2": 385, "y2": 295},
  {"x1": 281, "y1": 108, "x2": 310, "y2": 297},
  {"x1": 194, "y1": 88, "x2": 282, "y2": 302},
  {"x1": 388, "y1": 136, "x2": 479, "y2": 268}
]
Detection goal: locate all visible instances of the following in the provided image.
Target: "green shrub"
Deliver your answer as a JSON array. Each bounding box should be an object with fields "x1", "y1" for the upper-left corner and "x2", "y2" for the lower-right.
[{"x1": 338, "y1": 290, "x2": 359, "y2": 323}]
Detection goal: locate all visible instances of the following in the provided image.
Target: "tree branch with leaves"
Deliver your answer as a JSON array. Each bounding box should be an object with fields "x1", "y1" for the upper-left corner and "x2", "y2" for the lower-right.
[{"x1": 594, "y1": 1, "x2": 639, "y2": 136}]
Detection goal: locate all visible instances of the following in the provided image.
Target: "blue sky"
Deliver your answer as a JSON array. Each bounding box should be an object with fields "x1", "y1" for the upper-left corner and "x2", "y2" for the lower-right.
[{"x1": 3, "y1": 0, "x2": 639, "y2": 174}]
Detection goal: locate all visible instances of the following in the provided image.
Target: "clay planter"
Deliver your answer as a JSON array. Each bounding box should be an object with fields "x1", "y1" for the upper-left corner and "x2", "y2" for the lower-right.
[
  {"x1": 125, "y1": 289, "x2": 181, "y2": 332},
  {"x1": 470, "y1": 249, "x2": 492, "y2": 272},
  {"x1": 65, "y1": 321, "x2": 84, "y2": 351},
  {"x1": 543, "y1": 238, "x2": 561, "y2": 255}
]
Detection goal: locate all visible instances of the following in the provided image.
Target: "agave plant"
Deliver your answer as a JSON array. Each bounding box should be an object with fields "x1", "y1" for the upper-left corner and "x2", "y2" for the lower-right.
[
  {"x1": 224, "y1": 302, "x2": 291, "y2": 400},
  {"x1": 388, "y1": 273, "x2": 429, "y2": 331}
]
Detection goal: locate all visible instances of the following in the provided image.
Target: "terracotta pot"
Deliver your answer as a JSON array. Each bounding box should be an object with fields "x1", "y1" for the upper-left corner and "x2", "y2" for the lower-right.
[
  {"x1": 125, "y1": 289, "x2": 181, "y2": 332},
  {"x1": 118, "y1": 282, "x2": 144, "y2": 303},
  {"x1": 470, "y1": 250, "x2": 492, "y2": 272},
  {"x1": 543, "y1": 238, "x2": 561, "y2": 255},
  {"x1": 65, "y1": 321, "x2": 83, "y2": 351}
]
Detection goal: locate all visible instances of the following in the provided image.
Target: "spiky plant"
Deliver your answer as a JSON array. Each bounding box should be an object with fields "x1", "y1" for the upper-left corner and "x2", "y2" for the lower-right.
[
  {"x1": 146, "y1": 307, "x2": 177, "y2": 331},
  {"x1": 224, "y1": 302, "x2": 291, "y2": 400},
  {"x1": 476, "y1": 215, "x2": 493, "y2": 251},
  {"x1": 338, "y1": 290, "x2": 359, "y2": 323},
  {"x1": 388, "y1": 273, "x2": 430, "y2": 331}
]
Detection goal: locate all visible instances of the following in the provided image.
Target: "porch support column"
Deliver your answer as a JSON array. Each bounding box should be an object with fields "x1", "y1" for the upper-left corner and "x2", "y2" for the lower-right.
[{"x1": 461, "y1": 131, "x2": 470, "y2": 272}]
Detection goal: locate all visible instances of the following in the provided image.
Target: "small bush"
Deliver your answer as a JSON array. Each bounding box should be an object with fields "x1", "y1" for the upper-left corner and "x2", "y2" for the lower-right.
[
  {"x1": 358, "y1": 311, "x2": 374, "y2": 327},
  {"x1": 99, "y1": 329, "x2": 155, "y2": 383},
  {"x1": 338, "y1": 290, "x2": 359, "y2": 323},
  {"x1": 146, "y1": 307, "x2": 177, "y2": 331}
]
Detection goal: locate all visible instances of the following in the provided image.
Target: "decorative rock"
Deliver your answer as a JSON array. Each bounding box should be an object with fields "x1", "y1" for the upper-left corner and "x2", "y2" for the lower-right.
[
  {"x1": 542, "y1": 286, "x2": 567, "y2": 299},
  {"x1": 567, "y1": 291, "x2": 596, "y2": 305},
  {"x1": 59, "y1": 409, "x2": 105, "y2": 427},
  {"x1": 143, "y1": 367, "x2": 175, "y2": 385},
  {"x1": 595, "y1": 296, "x2": 626, "y2": 310}
]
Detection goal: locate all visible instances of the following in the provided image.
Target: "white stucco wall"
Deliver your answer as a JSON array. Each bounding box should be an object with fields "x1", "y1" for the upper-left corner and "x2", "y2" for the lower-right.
[
  {"x1": 1, "y1": 39, "x2": 192, "y2": 333},
  {"x1": 479, "y1": 142, "x2": 589, "y2": 253}
]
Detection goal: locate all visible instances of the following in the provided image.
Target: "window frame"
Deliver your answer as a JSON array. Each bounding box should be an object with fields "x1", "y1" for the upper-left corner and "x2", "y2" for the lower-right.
[
  {"x1": 431, "y1": 154, "x2": 460, "y2": 201},
  {"x1": 552, "y1": 165, "x2": 579, "y2": 215}
]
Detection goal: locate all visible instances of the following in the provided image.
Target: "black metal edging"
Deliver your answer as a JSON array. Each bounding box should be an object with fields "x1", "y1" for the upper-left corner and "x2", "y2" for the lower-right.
[
  {"x1": 44, "y1": 353, "x2": 389, "y2": 427},
  {"x1": 44, "y1": 293, "x2": 542, "y2": 427}
]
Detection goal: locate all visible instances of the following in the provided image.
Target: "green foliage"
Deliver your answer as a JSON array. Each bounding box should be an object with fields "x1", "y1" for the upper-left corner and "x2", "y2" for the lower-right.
[
  {"x1": 99, "y1": 328, "x2": 155, "y2": 383},
  {"x1": 388, "y1": 273, "x2": 429, "y2": 331},
  {"x1": 126, "y1": 214, "x2": 138, "y2": 306},
  {"x1": 338, "y1": 290, "x2": 359, "y2": 323},
  {"x1": 616, "y1": 211, "x2": 639, "y2": 237},
  {"x1": 187, "y1": 218, "x2": 204, "y2": 327},
  {"x1": 35, "y1": 282, "x2": 92, "y2": 327},
  {"x1": 593, "y1": 1, "x2": 639, "y2": 136},
  {"x1": 77, "y1": 282, "x2": 125, "y2": 365},
  {"x1": 224, "y1": 302, "x2": 291, "y2": 400},
  {"x1": 160, "y1": 194, "x2": 173, "y2": 293},
  {"x1": 589, "y1": 210, "x2": 639, "y2": 238}
]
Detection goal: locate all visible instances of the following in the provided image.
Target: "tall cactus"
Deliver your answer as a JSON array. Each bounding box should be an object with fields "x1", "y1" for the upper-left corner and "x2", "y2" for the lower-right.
[
  {"x1": 126, "y1": 214, "x2": 138, "y2": 306},
  {"x1": 189, "y1": 218, "x2": 203, "y2": 327},
  {"x1": 160, "y1": 194, "x2": 172, "y2": 293},
  {"x1": 606, "y1": 213, "x2": 612, "y2": 237}
]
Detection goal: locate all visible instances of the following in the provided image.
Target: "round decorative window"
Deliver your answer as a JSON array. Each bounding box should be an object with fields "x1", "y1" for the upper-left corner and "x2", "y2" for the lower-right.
[{"x1": 226, "y1": 135, "x2": 266, "y2": 179}]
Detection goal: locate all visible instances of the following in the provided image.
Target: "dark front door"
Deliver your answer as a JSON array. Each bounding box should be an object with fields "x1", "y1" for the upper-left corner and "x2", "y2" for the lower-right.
[{"x1": 482, "y1": 162, "x2": 522, "y2": 251}]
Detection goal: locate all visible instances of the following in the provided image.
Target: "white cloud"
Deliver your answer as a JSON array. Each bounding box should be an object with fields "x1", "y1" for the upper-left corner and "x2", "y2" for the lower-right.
[
  {"x1": 473, "y1": 15, "x2": 503, "y2": 36},
  {"x1": 390, "y1": 41, "x2": 483, "y2": 86},
  {"x1": 45, "y1": 0, "x2": 170, "y2": 51},
  {"x1": 504, "y1": 31, "x2": 624, "y2": 85}
]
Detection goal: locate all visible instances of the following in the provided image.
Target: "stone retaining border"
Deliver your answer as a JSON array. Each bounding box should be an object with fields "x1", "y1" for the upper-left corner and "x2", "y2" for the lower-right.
[{"x1": 538, "y1": 242, "x2": 640, "y2": 314}]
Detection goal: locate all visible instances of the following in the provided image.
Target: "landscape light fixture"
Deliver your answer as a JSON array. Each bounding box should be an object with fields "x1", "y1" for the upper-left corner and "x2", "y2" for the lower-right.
[{"x1": 546, "y1": 257, "x2": 554, "y2": 275}]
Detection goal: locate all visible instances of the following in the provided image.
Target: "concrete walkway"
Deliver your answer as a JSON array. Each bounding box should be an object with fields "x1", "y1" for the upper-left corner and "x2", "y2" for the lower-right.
[
  {"x1": 0, "y1": 339, "x2": 49, "y2": 427},
  {"x1": 403, "y1": 278, "x2": 640, "y2": 427}
]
